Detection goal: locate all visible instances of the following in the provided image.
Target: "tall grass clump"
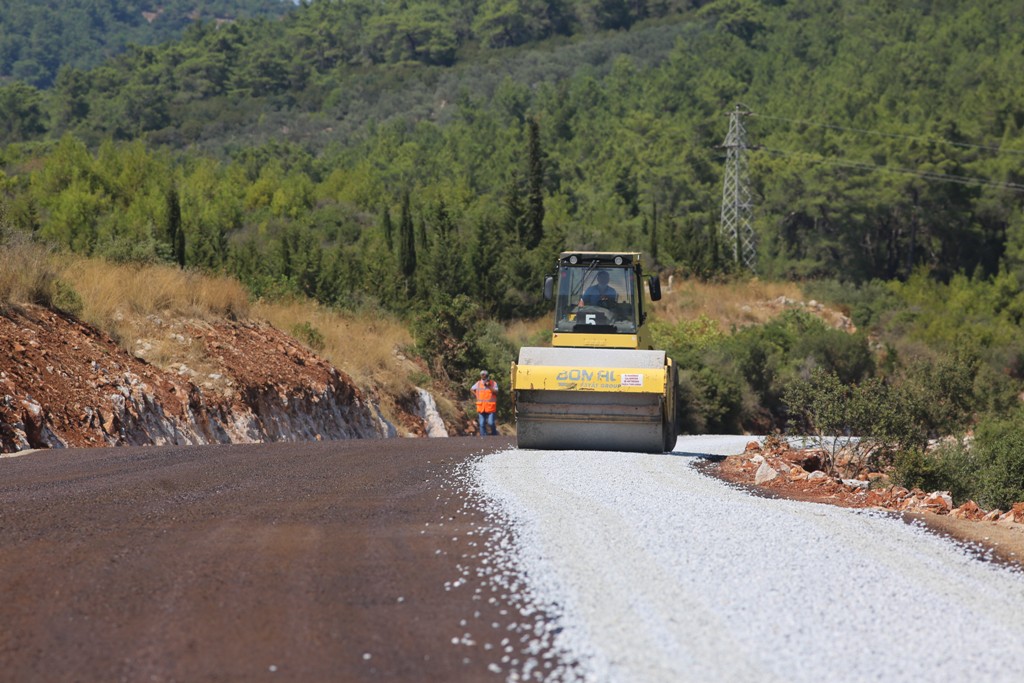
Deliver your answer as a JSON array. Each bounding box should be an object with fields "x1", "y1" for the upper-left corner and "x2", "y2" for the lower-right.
[
  {"x1": 0, "y1": 238, "x2": 63, "y2": 310},
  {"x1": 62, "y1": 259, "x2": 250, "y2": 331}
]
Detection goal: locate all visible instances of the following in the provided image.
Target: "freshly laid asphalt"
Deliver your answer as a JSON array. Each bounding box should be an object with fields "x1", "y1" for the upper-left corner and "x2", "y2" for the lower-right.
[{"x1": 0, "y1": 437, "x2": 516, "y2": 682}]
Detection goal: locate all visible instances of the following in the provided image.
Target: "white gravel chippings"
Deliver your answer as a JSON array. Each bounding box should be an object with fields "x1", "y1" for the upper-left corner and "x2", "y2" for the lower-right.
[{"x1": 470, "y1": 435, "x2": 1024, "y2": 683}]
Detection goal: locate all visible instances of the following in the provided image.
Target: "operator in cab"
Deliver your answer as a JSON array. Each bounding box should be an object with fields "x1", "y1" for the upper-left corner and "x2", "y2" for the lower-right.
[{"x1": 583, "y1": 271, "x2": 617, "y2": 307}]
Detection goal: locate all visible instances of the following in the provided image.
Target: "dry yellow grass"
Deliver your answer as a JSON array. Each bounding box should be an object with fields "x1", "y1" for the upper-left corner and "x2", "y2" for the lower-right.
[
  {"x1": 0, "y1": 240, "x2": 62, "y2": 308},
  {"x1": 253, "y1": 298, "x2": 414, "y2": 395},
  {"x1": 54, "y1": 260, "x2": 250, "y2": 376},
  {"x1": 650, "y1": 277, "x2": 807, "y2": 330},
  {"x1": 78, "y1": 261, "x2": 243, "y2": 376},
  {"x1": 64, "y1": 258, "x2": 249, "y2": 326},
  {"x1": 503, "y1": 316, "x2": 553, "y2": 348}
]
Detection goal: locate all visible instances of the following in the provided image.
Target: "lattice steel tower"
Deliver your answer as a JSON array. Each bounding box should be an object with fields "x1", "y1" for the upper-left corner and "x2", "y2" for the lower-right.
[{"x1": 719, "y1": 105, "x2": 757, "y2": 271}]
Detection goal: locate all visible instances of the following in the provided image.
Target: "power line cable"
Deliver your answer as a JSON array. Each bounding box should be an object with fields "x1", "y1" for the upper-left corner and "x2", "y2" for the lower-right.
[
  {"x1": 762, "y1": 147, "x2": 1024, "y2": 193},
  {"x1": 752, "y1": 113, "x2": 1024, "y2": 157}
]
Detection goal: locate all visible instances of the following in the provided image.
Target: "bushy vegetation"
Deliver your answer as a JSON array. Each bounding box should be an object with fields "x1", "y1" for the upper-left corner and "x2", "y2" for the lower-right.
[
  {"x1": 654, "y1": 310, "x2": 875, "y2": 433},
  {"x1": 786, "y1": 273, "x2": 1024, "y2": 504},
  {"x1": 784, "y1": 370, "x2": 920, "y2": 475},
  {"x1": 893, "y1": 413, "x2": 1024, "y2": 511}
]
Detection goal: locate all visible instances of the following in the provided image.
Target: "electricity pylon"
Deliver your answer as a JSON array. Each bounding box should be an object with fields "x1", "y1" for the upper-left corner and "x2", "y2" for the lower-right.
[{"x1": 719, "y1": 105, "x2": 757, "y2": 272}]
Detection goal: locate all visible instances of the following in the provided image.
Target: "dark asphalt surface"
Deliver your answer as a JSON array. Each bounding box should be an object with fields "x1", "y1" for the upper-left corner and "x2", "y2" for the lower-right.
[{"x1": 0, "y1": 437, "x2": 520, "y2": 682}]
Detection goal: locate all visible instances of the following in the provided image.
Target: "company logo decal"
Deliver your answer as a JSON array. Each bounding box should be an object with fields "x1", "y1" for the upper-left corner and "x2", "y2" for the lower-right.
[{"x1": 551, "y1": 368, "x2": 644, "y2": 390}]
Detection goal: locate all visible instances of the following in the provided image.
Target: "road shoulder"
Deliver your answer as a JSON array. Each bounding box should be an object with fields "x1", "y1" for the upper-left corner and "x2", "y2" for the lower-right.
[{"x1": 708, "y1": 450, "x2": 1024, "y2": 569}]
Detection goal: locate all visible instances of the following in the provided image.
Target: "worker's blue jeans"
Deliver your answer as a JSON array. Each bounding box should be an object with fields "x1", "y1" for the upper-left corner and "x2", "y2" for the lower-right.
[{"x1": 478, "y1": 411, "x2": 497, "y2": 436}]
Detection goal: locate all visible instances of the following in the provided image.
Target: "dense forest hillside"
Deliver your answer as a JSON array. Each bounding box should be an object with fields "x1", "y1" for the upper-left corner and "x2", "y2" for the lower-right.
[
  {"x1": 1, "y1": 0, "x2": 1021, "y2": 284},
  {"x1": 0, "y1": 0, "x2": 293, "y2": 87}
]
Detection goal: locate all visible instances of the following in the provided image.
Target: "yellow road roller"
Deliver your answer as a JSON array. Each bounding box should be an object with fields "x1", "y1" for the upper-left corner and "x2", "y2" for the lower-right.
[{"x1": 511, "y1": 251, "x2": 678, "y2": 453}]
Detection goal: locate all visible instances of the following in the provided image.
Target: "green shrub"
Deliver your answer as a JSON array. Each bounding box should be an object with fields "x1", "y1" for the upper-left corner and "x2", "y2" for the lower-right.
[
  {"x1": 678, "y1": 364, "x2": 746, "y2": 434},
  {"x1": 412, "y1": 293, "x2": 483, "y2": 382},
  {"x1": 893, "y1": 448, "x2": 954, "y2": 493},
  {"x1": 475, "y1": 321, "x2": 516, "y2": 382},
  {"x1": 51, "y1": 279, "x2": 84, "y2": 316},
  {"x1": 973, "y1": 415, "x2": 1024, "y2": 510},
  {"x1": 657, "y1": 309, "x2": 878, "y2": 435},
  {"x1": 720, "y1": 310, "x2": 874, "y2": 428},
  {"x1": 907, "y1": 440, "x2": 978, "y2": 503},
  {"x1": 804, "y1": 279, "x2": 897, "y2": 329},
  {"x1": 784, "y1": 369, "x2": 922, "y2": 474},
  {"x1": 291, "y1": 321, "x2": 326, "y2": 352},
  {"x1": 891, "y1": 420, "x2": 1024, "y2": 510},
  {"x1": 897, "y1": 343, "x2": 983, "y2": 439}
]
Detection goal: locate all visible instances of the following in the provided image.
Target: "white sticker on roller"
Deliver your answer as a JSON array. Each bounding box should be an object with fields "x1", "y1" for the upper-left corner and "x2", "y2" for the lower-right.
[{"x1": 621, "y1": 373, "x2": 643, "y2": 387}]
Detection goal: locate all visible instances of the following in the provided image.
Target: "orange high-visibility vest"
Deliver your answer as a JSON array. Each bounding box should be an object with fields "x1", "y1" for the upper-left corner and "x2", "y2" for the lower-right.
[{"x1": 472, "y1": 380, "x2": 497, "y2": 413}]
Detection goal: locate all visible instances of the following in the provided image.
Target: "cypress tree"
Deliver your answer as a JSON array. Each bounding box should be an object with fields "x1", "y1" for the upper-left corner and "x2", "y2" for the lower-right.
[
  {"x1": 380, "y1": 205, "x2": 393, "y2": 251},
  {"x1": 167, "y1": 185, "x2": 185, "y2": 267},
  {"x1": 472, "y1": 216, "x2": 502, "y2": 312},
  {"x1": 398, "y1": 191, "x2": 416, "y2": 280},
  {"x1": 505, "y1": 171, "x2": 526, "y2": 246},
  {"x1": 524, "y1": 117, "x2": 544, "y2": 250},
  {"x1": 416, "y1": 214, "x2": 428, "y2": 256},
  {"x1": 649, "y1": 197, "x2": 658, "y2": 264},
  {"x1": 429, "y1": 200, "x2": 464, "y2": 299}
]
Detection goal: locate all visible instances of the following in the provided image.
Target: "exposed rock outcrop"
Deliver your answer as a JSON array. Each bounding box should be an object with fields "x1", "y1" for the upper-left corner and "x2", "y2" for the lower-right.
[{"x1": 413, "y1": 387, "x2": 449, "y2": 438}]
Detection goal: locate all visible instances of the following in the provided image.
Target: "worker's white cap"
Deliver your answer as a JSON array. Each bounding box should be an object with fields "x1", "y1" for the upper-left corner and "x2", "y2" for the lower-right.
[{"x1": 480, "y1": 370, "x2": 488, "y2": 376}]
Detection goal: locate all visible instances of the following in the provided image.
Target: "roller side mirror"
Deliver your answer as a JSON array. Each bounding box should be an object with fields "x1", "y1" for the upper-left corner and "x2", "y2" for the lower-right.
[{"x1": 648, "y1": 275, "x2": 662, "y2": 301}]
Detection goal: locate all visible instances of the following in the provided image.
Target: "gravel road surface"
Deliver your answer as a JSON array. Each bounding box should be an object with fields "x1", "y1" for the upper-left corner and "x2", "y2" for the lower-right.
[{"x1": 472, "y1": 435, "x2": 1024, "y2": 682}]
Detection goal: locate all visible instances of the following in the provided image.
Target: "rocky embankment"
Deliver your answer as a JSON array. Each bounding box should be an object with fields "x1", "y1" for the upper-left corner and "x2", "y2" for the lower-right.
[
  {"x1": 0, "y1": 304, "x2": 451, "y2": 452},
  {"x1": 719, "y1": 439, "x2": 1024, "y2": 563}
]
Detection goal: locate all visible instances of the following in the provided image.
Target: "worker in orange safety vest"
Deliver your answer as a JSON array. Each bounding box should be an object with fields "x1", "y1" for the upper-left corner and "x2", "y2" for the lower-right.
[{"x1": 471, "y1": 369, "x2": 499, "y2": 436}]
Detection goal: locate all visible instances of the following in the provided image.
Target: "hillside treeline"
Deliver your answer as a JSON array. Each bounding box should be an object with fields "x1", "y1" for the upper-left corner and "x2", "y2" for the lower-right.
[
  {"x1": 3, "y1": 0, "x2": 1024, "y2": 498},
  {"x1": 2, "y1": 0, "x2": 1022, "y2": 285},
  {"x1": 0, "y1": 0, "x2": 293, "y2": 88}
]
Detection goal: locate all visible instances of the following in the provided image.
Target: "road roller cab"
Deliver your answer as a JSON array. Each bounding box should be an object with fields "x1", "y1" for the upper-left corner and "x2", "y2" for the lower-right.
[{"x1": 511, "y1": 252, "x2": 679, "y2": 453}]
